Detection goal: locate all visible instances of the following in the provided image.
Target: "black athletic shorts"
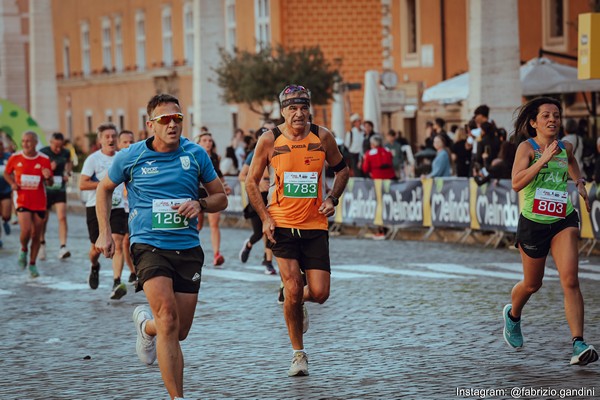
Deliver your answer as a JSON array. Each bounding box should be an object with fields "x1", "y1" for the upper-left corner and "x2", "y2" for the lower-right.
[
  {"x1": 267, "y1": 227, "x2": 331, "y2": 272},
  {"x1": 131, "y1": 243, "x2": 204, "y2": 294},
  {"x1": 515, "y1": 211, "x2": 579, "y2": 259},
  {"x1": 0, "y1": 191, "x2": 11, "y2": 201},
  {"x1": 46, "y1": 190, "x2": 67, "y2": 208},
  {"x1": 86, "y1": 207, "x2": 128, "y2": 243},
  {"x1": 16, "y1": 207, "x2": 46, "y2": 219}
]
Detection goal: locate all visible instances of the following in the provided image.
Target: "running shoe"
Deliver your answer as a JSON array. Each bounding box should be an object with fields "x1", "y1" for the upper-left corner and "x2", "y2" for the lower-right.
[
  {"x1": 288, "y1": 352, "x2": 309, "y2": 377},
  {"x1": 570, "y1": 340, "x2": 599, "y2": 366},
  {"x1": 88, "y1": 264, "x2": 100, "y2": 290},
  {"x1": 263, "y1": 259, "x2": 277, "y2": 275},
  {"x1": 302, "y1": 304, "x2": 309, "y2": 334},
  {"x1": 28, "y1": 264, "x2": 40, "y2": 278},
  {"x1": 58, "y1": 247, "x2": 71, "y2": 259},
  {"x1": 503, "y1": 304, "x2": 523, "y2": 350},
  {"x1": 38, "y1": 243, "x2": 46, "y2": 261},
  {"x1": 110, "y1": 282, "x2": 127, "y2": 300},
  {"x1": 18, "y1": 251, "x2": 27, "y2": 269},
  {"x1": 3, "y1": 220, "x2": 10, "y2": 235},
  {"x1": 128, "y1": 272, "x2": 137, "y2": 283},
  {"x1": 239, "y1": 239, "x2": 251, "y2": 263},
  {"x1": 133, "y1": 305, "x2": 156, "y2": 365},
  {"x1": 372, "y1": 232, "x2": 386, "y2": 240},
  {"x1": 213, "y1": 252, "x2": 225, "y2": 267}
]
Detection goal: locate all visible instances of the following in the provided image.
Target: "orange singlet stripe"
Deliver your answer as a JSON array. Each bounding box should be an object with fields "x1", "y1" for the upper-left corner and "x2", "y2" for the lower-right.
[{"x1": 269, "y1": 125, "x2": 327, "y2": 230}]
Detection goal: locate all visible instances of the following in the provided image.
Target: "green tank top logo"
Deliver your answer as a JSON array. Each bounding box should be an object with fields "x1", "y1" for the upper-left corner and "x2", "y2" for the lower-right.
[{"x1": 522, "y1": 139, "x2": 573, "y2": 223}]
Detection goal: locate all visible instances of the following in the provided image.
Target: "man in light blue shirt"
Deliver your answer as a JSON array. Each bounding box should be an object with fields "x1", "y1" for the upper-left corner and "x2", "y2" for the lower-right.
[{"x1": 95, "y1": 94, "x2": 227, "y2": 400}]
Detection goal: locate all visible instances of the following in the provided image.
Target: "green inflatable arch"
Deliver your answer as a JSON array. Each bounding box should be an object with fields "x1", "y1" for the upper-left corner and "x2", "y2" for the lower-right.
[{"x1": 0, "y1": 98, "x2": 47, "y2": 149}]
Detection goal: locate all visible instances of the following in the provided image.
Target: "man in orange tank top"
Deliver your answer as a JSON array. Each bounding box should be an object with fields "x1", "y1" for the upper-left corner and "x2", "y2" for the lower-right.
[{"x1": 246, "y1": 84, "x2": 349, "y2": 377}]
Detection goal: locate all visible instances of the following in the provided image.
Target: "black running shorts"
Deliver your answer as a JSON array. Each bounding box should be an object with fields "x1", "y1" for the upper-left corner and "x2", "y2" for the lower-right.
[
  {"x1": 46, "y1": 190, "x2": 67, "y2": 209},
  {"x1": 267, "y1": 227, "x2": 331, "y2": 272},
  {"x1": 515, "y1": 211, "x2": 579, "y2": 259},
  {"x1": 16, "y1": 207, "x2": 46, "y2": 219},
  {"x1": 131, "y1": 243, "x2": 204, "y2": 294},
  {"x1": 86, "y1": 207, "x2": 128, "y2": 243}
]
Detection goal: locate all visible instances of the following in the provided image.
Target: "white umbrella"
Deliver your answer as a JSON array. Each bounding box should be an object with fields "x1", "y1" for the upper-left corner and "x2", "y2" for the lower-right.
[
  {"x1": 422, "y1": 57, "x2": 600, "y2": 103},
  {"x1": 363, "y1": 70, "x2": 382, "y2": 133},
  {"x1": 331, "y1": 92, "x2": 346, "y2": 142},
  {"x1": 520, "y1": 57, "x2": 600, "y2": 95},
  {"x1": 422, "y1": 72, "x2": 469, "y2": 104}
]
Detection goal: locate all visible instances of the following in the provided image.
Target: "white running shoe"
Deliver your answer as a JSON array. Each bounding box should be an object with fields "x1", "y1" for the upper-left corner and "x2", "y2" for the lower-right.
[
  {"x1": 38, "y1": 243, "x2": 46, "y2": 261},
  {"x1": 288, "y1": 352, "x2": 309, "y2": 377},
  {"x1": 58, "y1": 247, "x2": 71, "y2": 259},
  {"x1": 133, "y1": 305, "x2": 156, "y2": 365}
]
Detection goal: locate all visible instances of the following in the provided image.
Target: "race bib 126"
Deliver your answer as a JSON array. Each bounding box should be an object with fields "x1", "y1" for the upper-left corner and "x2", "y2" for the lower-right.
[{"x1": 152, "y1": 198, "x2": 191, "y2": 230}]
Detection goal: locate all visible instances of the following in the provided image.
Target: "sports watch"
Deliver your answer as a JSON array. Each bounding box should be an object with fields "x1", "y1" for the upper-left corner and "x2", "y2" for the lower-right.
[{"x1": 326, "y1": 195, "x2": 339, "y2": 207}]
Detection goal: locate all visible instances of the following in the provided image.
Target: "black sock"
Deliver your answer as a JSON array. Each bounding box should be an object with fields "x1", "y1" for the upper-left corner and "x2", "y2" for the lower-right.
[
  {"x1": 60, "y1": 245, "x2": 66, "y2": 249},
  {"x1": 508, "y1": 311, "x2": 520, "y2": 322},
  {"x1": 573, "y1": 336, "x2": 584, "y2": 344},
  {"x1": 40, "y1": 241, "x2": 46, "y2": 245},
  {"x1": 114, "y1": 278, "x2": 121, "y2": 286}
]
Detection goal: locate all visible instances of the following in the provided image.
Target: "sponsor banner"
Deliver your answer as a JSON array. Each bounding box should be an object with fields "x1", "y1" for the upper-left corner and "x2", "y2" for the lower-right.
[
  {"x1": 339, "y1": 178, "x2": 378, "y2": 226},
  {"x1": 585, "y1": 182, "x2": 600, "y2": 239},
  {"x1": 429, "y1": 178, "x2": 470, "y2": 229},
  {"x1": 380, "y1": 179, "x2": 424, "y2": 227},
  {"x1": 471, "y1": 179, "x2": 520, "y2": 233}
]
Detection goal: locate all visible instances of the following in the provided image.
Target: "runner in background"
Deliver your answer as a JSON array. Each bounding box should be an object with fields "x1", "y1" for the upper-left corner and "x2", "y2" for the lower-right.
[
  {"x1": 3, "y1": 131, "x2": 53, "y2": 277},
  {"x1": 118, "y1": 130, "x2": 138, "y2": 284},
  {"x1": 0, "y1": 140, "x2": 13, "y2": 248},
  {"x1": 39, "y1": 132, "x2": 73, "y2": 260}
]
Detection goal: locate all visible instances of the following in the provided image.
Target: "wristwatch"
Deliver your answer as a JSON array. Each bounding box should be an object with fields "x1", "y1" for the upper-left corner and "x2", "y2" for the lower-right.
[
  {"x1": 326, "y1": 195, "x2": 339, "y2": 207},
  {"x1": 198, "y1": 198, "x2": 208, "y2": 211}
]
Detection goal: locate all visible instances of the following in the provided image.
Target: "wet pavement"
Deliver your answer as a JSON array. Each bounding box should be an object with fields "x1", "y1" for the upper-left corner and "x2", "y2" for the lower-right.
[{"x1": 1, "y1": 212, "x2": 599, "y2": 399}]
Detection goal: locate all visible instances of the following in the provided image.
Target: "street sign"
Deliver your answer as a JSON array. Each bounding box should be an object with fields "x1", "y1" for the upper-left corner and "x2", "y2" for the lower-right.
[{"x1": 379, "y1": 89, "x2": 406, "y2": 113}]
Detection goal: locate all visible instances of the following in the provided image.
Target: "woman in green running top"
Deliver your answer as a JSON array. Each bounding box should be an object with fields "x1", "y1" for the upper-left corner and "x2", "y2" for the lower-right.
[{"x1": 503, "y1": 96, "x2": 598, "y2": 366}]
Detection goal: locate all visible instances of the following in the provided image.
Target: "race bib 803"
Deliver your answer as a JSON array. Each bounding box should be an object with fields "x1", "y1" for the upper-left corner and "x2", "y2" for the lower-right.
[{"x1": 532, "y1": 188, "x2": 567, "y2": 219}]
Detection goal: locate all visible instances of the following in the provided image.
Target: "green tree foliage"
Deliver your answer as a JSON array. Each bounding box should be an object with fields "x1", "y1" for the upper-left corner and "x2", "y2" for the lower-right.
[{"x1": 214, "y1": 45, "x2": 339, "y2": 119}]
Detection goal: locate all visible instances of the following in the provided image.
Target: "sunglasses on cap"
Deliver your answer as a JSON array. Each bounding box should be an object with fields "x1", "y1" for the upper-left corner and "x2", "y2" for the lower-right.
[
  {"x1": 283, "y1": 85, "x2": 307, "y2": 94},
  {"x1": 150, "y1": 113, "x2": 184, "y2": 125}
]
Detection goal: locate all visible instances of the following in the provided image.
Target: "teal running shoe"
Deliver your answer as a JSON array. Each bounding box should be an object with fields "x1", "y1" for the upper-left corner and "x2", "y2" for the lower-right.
[
  {"x1": 570, "y1": 340, "x2": 599, "y2": 366},
  {"x1": 28, "y1": 264, "x2": 40, "y2": 278},
  {"x1": 503, "y1": 304, "x2": 523, "y2": 350},
  {"x1": 18, "y1": 251, "x2": 27, "y2": 269}
]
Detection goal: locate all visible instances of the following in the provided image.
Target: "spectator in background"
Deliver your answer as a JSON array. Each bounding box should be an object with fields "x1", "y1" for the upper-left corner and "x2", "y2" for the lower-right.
[
  {"x1": 384, "y1": 130, "x2": 404, "y2": 179},
  {"x1": 433, "y1": 117, "x2": 453, "y2": 148},
  {"x1": 426, "y1": 135, "x2": 452, "y2": 178},
  {"x1": 474, "y1": 104, "x2": 493, "y2": 127},
  {"x1": 476, "y1": 121, "x2": 501, "y2": 170},
  {"x1": 579, "y1": 118, "x2": 596, "y2": 180},
  {"x1": 424, "y1": 121, "x2": 435, "y2": 149},
  {"x1": 594, "y1": 137, "x2": 600, "y2": 184},
  {"x1": 345, "y1": 113, "x2": 364, "y2": 177},
  {"x1": 562, "y1": 118, "x2": 584, "y2": 179},
  {"x1": 473, "y1": 140, "x2": 516, "y2": 186},
  {"x1": 450, "y1": 127, "x2": 472, "y2": 178},
  {"x1": 361, "y1": 120, "x2": 377, "y2": 155},
  {"x1": 362, "y1": 135, "x2": 396, "y2": 179}
]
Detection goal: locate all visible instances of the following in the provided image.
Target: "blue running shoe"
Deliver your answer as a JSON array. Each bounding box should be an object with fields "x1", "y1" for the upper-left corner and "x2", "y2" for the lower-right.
[
  {"x1": 28, "y1": 264, "x2": 40, "y2": 278},
  {"x1": 570, "y1": 340, "x2": 599, "y2": 366},
  {"x1": 3, "y1": 220, "x2": 10, "y2": 235},
  {"x1": 18, "y1": 251, "x2": 27, "y2": 270},
  {"x1": 503, "y1": 304, "x2": 523, "y2": 350}
]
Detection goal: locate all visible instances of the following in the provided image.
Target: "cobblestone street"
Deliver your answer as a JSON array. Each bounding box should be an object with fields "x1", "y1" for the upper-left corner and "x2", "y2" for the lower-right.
[{"x1": 1, "y1": 213, "x2": 599, "y2": 399}]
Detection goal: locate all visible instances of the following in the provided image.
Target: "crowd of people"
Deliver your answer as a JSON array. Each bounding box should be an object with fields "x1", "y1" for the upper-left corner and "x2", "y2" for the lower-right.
[{"x1": 1, "y1": 91, "x2": 599, "y2": 399}]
